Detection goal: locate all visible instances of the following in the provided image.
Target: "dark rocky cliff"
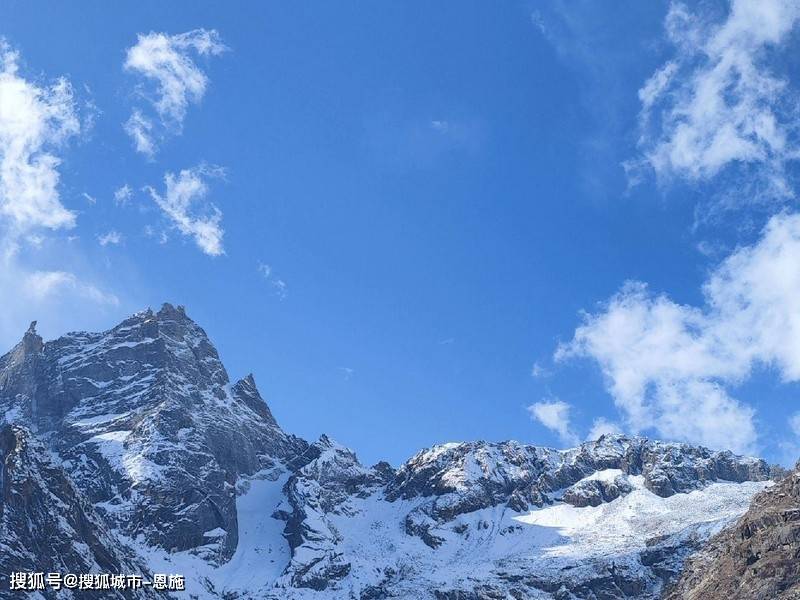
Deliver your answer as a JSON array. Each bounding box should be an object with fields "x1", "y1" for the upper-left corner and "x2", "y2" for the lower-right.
[{"x1": 665, "y1": 465, "x2": 800, "y2": 600}]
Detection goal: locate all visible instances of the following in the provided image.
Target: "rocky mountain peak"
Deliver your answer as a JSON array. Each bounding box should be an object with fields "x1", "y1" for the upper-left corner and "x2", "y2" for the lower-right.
[
  {"x1": 0, "y1": 306, "x2": 787, "y2": 599},
  {"x1": 232, "y1": 373, "x2": 278, "y2": 427},
  {"x1": 0, "y1": 305, "x2": 310, "y2": 568},
  {"x1": 22, "y1": 321, "x2": 42, "y2": 352}
]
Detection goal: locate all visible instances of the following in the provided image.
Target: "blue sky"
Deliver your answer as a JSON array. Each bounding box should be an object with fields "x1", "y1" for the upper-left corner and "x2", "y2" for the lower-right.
[{"x1": 3, "y1": 0, "x2": 800, "y2": 466}]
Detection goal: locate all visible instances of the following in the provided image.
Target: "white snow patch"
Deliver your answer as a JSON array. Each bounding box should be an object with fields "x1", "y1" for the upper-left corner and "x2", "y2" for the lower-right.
[
  {"x1": 71, "y1": 413, "x2": 127, "y2": 427},
  {"x1": 88, "y1": 430, "x2": 131, "y2": 473},
  {"x1": 2, "y1": 406, "x2": 22, "y2": 424},
  {"x1": 125, "y1": 469, "x2": 292, "y2": 599},
  {"x1": 203, "y1": 528, "x2": 227, "y2": 538},
  {"x1": 514, "y1": 478, "x2": 769, "y2": 558},
  {"x1": 582, "y1": 468, "x2": 625, "y2": 483},
  {"x1": 87, "y1": 430, "x2": 165, "y2": 484}
]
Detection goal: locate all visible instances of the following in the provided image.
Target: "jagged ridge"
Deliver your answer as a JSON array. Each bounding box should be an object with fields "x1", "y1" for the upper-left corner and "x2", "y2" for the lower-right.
[{"x1": 0, "y1": 305, "x2": 783, "y2": 599}]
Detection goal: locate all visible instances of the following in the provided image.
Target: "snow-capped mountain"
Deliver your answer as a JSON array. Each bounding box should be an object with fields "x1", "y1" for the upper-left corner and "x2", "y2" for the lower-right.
[{"x1": 0, "y1": 305, "x2": 783, "y2": 599}]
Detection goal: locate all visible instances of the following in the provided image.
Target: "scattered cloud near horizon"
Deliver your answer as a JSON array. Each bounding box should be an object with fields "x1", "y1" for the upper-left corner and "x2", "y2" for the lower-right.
[
  {"x1": 557, "y1": 212, "x2": 800, "y2": 454},
  {"x1": 527, "y1": 399, "x2": 579, "y2": 446},
  {"x1": 0, "y1": 40, "x2": 120, "y2": 350},
  {"x1": 0, "y1": 250, "x2": 122, "y2": 352},
  {"x1": 123, "y1": 29, "x2": 227, "y2": 157},
  {"x1": 586, "y1": 417, "x2": 622, "y2": 441},
  {"x1": 25, "y1": 270, "x2": 118, "y2": 306}
]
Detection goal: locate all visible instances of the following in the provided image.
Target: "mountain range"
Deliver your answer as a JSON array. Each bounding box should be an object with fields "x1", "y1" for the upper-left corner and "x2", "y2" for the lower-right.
[{"x1": 0, "y1": 304, "x2": 794, "y2": 599}]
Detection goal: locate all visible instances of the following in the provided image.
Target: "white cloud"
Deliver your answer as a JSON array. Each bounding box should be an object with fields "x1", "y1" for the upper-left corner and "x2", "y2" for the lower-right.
[
  {"x1": 25, "y1": 270, "x2": 118, "y2": 306},
  {"x1": 114, "y1": 183, "x2": 133, "y2": 206},
  {"x1": 123, "y1": 110, "x2": 156, "y2": 157},
  {"x1": 586, "y1": 417, "x2": 622, "y2": 441},
  {"x1": 556, "y1": 211, "x2": 800, "y2": 453},
  {"x1": 530, "y1": 361, "x2": 551, "y2": 378},
  {"x1": 0, "y1": 40, "x2": 80, "y2": 233},
  {"x1": 82, "y1": 192, "x2": 96, "y2": 205},
  {"x1": 0, "y1": 43, "x2": 122, "y2": 350},
  {"x1": 257, "y1": 261, "x2": 288, "y2": 299},
  {"x1": 257, "y1": 262, "x2": 272, "y2": 278},
  {"x1": 271, "y1": 278, "x2": 287, "y2": 300},
  {"x1": 790, "y1": 412, "x2": 800, "y2": 438},
  {"x1": 0, "y1": 253, "x2": 122, "y2": 352},
  {"x1": 632, "y1": 1, "x2": 800, "y2": 196},
  {"x1": 145, "y1": 165, "x2": 225, "y2": 256},
  {"x1": 97, "y1": 230, "x2": 122, "y2": 246},
  {"x1": 779, "y1": 412, "x2": 800, "y2": 465},
  {"x1": 528, "y1": 399, "x2": 579, "y2": 446},
  {"x1": 124, "y1": 29, "x2": 226, "y2": 155}
]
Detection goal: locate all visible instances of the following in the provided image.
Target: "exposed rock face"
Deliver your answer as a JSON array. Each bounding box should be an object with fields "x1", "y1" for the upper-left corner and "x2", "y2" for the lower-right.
[
  {"x1": 665, "y1": 465, "x2": 800, "y2": 600},
  {"x1": 277, "y1": 435, "x2": 391, "y2": 591},
  {"x1": 0, "y1": 306, "x2": 783, "y2": 599},
  {"x1": 562, "y1": 473, "x2": 633, "y2": 507},
  {"x1": 0, "y1": 425, "x2": 160, "y2": 599},
  {"x1": 0, "y1": 304, "x2": 308, "y2": 564},
  {"x1": 385, "y1": 437, "x2": 776, "y2": 550}
]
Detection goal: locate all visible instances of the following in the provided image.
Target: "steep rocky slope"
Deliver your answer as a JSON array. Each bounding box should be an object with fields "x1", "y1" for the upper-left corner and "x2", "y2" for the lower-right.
[
  {"x1": 0, "y1": 305, "x2": 783, "y2": 599},
  {"x1": 1, "y1": 305, "x2": 308, "y2": 564},
  {"x1": 665, "y1": 464, "x2": 800, "y2": 600},
  {"x1": 0, "y1": 425, "x2": 161, "y2": 599}
]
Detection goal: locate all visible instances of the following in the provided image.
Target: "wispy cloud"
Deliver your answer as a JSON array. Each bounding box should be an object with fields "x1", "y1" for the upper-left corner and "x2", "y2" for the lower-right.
[
  {"x1": 271, "y1": 278, "x2": 287, "y2": 300},
  {"x1": 257, "y1": 262, "x2": 288, "y2": 299},
  {"x1": 123, "y1": 110, "x2": 156, "y2": 157},
  {"x1": 257, "y1": 262, "x2": 272, "y2": 279},
  {"x1": 527, "y1": 399, "x2": 579, "y2": 446},
  {"x1": 530, "y1": 361, "x2": 551, "y2": 379},
  {"x1": 0, "y1": 259, "x2": 120, "y2": 349},
  {"x1": 82, "y1": 192, "x2": 97, "y2": 205},
  {"x1": 630, "y1": 0, "x2": 800, "y2": 200},
  {"x1": 123, "y1": 29, "x2": 227, "y2": 156},
  {"x1": 25, "y1": 270, "x2": 118, "y2": 306},
  {"x1": 363, "y1": 112, "x2": 485, "y2": 170},
  {"x1": 586, "y1": 417, "x2": 622, "y2": 441},
  {"x1": 0, "y1": 40, "x2": 80, "y2": 234},
  {"x1": 97, "y1": 230, "x2": 122, "y2": 246},
  {"x1": 114, "y1": 184, "x2": 133, "y2": 206},
  {"x1": 145, "y1": 165, "x2": 225, "y2": 257}
]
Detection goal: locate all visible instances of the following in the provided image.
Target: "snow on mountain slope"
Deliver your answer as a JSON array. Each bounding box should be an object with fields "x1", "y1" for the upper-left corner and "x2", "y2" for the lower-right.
[
  {"x1": 0, "y1": 306, "x2": 782, "y2": 599},
  {"x1": 513, "y1": 476, "x2": 765, "y2": 557},
  {"x1": 266, "y1": 439, "x2": 773, "y2": 599},
  {"x1": 122, "y1": 466, "x2": 294, "y2": 599},
  {"x1": 313, "y1": 477, "x2": 769, "y2": 599}
]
